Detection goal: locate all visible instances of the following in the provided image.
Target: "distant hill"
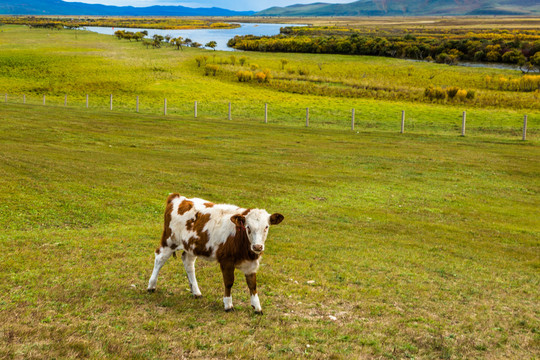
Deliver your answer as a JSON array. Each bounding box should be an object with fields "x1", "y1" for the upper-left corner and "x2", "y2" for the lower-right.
[
  {"x1": 0, "y1": 0, "x2": 254, "y2": 16},
  {"x1": 257, "y1": 0, "x2": 540, "y2": 16}
]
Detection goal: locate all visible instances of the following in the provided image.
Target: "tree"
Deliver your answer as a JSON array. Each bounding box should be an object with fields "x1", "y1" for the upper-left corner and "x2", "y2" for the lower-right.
[
  {"x1": 205, "y1": 41, "x2": 217, "y2": 50},
  {"x1": 530, "y1": 52, "x2": 540, "y2": 71},
  {"x1": 184, "y1": 38, "x2": 192, "y2": 47},
  {"x1": 191, "y1": 42, "x2": 202, "y2": 48},
  {"x1": 172, "y1": 37, "x2": 184, "y2": 50},
  {"x1": 152, "y1": 34, "x2": 164, "y2": 48},
  {"x1": 134, "y1": 32, "x2": 145, "y2": 42}
]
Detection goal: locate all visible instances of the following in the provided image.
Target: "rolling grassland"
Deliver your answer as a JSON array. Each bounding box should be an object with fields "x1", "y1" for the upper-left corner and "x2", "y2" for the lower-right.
[{"x1": 0, "y1": 24, "x2": 538, "y2": 359}]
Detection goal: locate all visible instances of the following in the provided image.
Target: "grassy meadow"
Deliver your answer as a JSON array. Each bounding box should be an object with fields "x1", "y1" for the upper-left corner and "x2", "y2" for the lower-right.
[
  {"x1": 0, "y1": 103, "x2": 538, "y2": 359},
  {"x1": 0, "y1": 25, "x2": 538, "y2": 138},
  {"x1": 0, "y1": 23, "x2": 539, "y2": 359}
]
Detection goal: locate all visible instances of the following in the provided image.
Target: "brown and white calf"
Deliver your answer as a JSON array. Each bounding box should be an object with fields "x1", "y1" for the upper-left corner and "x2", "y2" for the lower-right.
[{"x1": 147, "y1": 194, "x2": 284, "y2": 313}]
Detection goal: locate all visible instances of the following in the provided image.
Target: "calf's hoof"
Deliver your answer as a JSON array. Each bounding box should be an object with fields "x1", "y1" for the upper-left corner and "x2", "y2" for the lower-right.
[
  {"x1": 147, "y1": 288, "x2": 156, "y2": 293},
  {"x1": 255, "y1": 310, "x2": 264, "y2": 315},
  {"x1": 192, "y1": 294, "x2": 203, "y2": 299},
  {"x1": 225, "y1": 307, "x2": 235, "y2": 312}
]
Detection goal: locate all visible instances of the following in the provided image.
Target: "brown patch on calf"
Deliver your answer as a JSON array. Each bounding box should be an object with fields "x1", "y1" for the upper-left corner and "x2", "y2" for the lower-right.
[
  {"x1": 216, "y1": 225, "x2": 260, "y2": 266},
  {"x1": 204, "y1": 202, "x2": 215, "y2": 208},
  {"x1": 245, "y1": 273, "x2": 257, "y2": 295},
  {"x1": 178, "y1": 200, "x2": 194, "y2": 215},
  {"x1": 230, "y1": 214, "x2": 246, "y2": 228},
  {"x1": 185, "y1": 212, "x2": 212, "y2": 257},
  {"x1": 241, "y1": 208, "x2": 252, "y2": 216},
  {"x1": 220, "y1": 263, "x2": 235, "y2": 297},
  {"x1": 270, "y1": 213, "x2": 284, "y2": 225},
  {"x1": 160, "y1": 194, "x2": 179, "y2": 248}
]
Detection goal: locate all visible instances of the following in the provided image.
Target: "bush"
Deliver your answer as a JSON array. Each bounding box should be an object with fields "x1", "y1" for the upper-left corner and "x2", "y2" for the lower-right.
[
  {"x1": 424, "y1": 86, "x2": 446, "y2": 100},
  {"x1": 204, "y1": 64, "x2": 219, "y2": 76},
  {"x1": 298, "y1": 67, "x2": 310, "y2": 76},
  {"x1": 239, "y1": 56, "x2": 247, "y2": 66},
  {"x1": 455, "y1": 89, "x2": 468, "y2": 101},
  {"x1": 446, "y1": 86, "x2": 460, "y2": 99},
  {"x1": 466, "y1": 90, "x2": 476, "y2": 99},
  {"x1": 254, "y1": 69, "x2": 272, "y2": 83},
  {"x1": 255, "y1": 72, "x2": 266, "y2": 83},
  {"x1": 286, "y1": 67, "x2": 295, "y2": 74},
  {"x1": 236, "y1": 70, "x2": 253, "y2": 82},
  {"x1": 250, "y1": 64, "x2": 259, "y2": 71},
  {"x1": 195, "y1": 56, "x2": 207, "y2": 67}
]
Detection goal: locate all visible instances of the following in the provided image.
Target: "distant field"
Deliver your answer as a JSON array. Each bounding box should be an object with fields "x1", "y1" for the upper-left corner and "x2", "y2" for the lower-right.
[
  {"x1": 0, "y1": 103, "x2": 538, "y2": 359},
  {"x1": 0, "y1": 25, "x2": 538, "y2": 139}
]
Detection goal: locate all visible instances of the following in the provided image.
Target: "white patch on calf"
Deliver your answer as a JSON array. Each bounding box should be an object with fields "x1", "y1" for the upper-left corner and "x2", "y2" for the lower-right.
[
  {"x1": 223, "y1": 296, "x2": 233, "y2": 311},
  {"x1": 250, "y1": 294, "x2": 262, "y2": 312}
]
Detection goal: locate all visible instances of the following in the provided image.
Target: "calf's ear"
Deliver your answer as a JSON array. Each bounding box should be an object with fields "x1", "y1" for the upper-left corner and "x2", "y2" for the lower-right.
[
  {"x1": 270, "y1": 213, "x2": 284, "y2": 225},
  {"x1": 230, "y1": 214, "x2": 246, "y2": 227}
]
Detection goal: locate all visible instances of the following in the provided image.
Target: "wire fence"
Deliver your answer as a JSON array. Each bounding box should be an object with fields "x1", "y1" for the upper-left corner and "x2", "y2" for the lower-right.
[{"x1": 2, "y1": 92, "x2": 537, "y2": 140}]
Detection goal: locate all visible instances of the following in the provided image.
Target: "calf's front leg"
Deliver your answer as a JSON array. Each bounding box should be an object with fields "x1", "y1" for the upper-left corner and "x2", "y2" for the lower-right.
[
  {"x1": 245, "y1": 273, "x2": 262, "y2": 314},
  {"x1": 220, "y1": 263, "x2": 235, "y2": 312}
]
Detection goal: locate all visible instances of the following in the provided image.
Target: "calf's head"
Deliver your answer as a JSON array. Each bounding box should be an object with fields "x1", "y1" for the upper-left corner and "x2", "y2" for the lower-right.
[{"x1": 231, "y1": 210, "x2": 284, "y2": 254}]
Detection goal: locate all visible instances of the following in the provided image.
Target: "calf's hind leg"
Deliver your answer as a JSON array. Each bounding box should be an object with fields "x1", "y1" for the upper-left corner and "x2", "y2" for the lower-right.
[
  {"x1": 147, "y1": 246, "x2": 174, "y2": 292},
  {"x1": 182, "y1": 252, "x2": 202, "y2": 298}
]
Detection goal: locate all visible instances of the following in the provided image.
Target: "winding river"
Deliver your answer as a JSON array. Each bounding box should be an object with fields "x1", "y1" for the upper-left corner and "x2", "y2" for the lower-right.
[{"x1": 83, "y1": 23, "x2": 303, "y2": 51}]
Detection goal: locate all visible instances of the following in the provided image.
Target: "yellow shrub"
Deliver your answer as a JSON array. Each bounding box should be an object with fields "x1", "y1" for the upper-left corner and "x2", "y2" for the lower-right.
[{"x1": 455, "y1": 89, "x2": 468, "y2": 101}]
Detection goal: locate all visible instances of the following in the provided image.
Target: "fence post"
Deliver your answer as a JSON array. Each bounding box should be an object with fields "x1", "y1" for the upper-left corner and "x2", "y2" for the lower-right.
[
  {"x1": 136, "y1": 96, "x2": 139, "y2": 113},
  {"x1": 522, "y1": 115, "x2": 528, "y2": 141},
  {"x1": 43, "y1": 95, "x2": 46, "y2": 105},
  {"x1": 110, "y1": 94, "x2": 113, "y2": 111},
  {"x1": 351, "y1": 108, "x2": 355, "y2": 131},
  {"x1": 461, "y1": 111, "x2": 466, "y2": 136},
  {"x1": 228, "y1": 102, "x2": 232, "y2": 120},
  {"x1": 64, "y1": 94, "x2": 67, "y2": 106},
  {"x1": 4, "y1": 94, "x2": 6, "y2": 103},
  {"x1": 86, "y1": 94, "x2": 89, "y2": 108},
  {"x1": 401, "y1": 110, "x2": 405, "y2": 133},
  {"x1": 265, "y1": 103, "x2": 268, "y2": 124},
  {"x1": 164, "y1": 98, "x2": 167, "y2": 115},
  {"x1": 195, "y1": 101, "x2": 197, "y2": 118},
  {"x1": 23, "y1": 94, "x2": 26, "y2": 104},
  {"x1": 306, "y1": 108, "x2": 309, "y2": 127}
]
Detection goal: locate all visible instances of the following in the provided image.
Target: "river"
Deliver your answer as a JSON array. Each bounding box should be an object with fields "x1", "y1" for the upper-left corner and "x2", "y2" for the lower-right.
[{"x1": 83, "y1": 23, "x2": 302, "y2": 51}]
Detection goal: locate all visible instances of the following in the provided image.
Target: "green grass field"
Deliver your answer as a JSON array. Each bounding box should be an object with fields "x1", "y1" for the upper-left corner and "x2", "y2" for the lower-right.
[
  {"x1": 0, "y1": 103, "x2": 538, "y2": 359},
  {"x1": 0, "y1": 25, "x2": 538, "y2": 139},
  {"x1": 0, "y1": 24, "x2": 539, "y2": 359}
]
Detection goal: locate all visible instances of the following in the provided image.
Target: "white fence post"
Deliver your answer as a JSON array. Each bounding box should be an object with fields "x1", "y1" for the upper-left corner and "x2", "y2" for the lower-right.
[
  {"x1": 351, "y1": 108, "x2": 355, "y2": 131},
  {"x1": 265, "y1": 103, "x2": 268, "y2": 124},
  {"x1": 164, "y1": 98, "x2": 167, "y2": 115},
  {"x1": 462, "y1": 111, "x2": 466, "y2": 136},
  {"x1": 195, "y1": 101, "x2": 197, "y2": 118},
  {"x1": 86, "y1": 94, "x2": 89, "y2": 108},
  {"x1": 4, "y1": 94, "x2": 6, "y2": 103},
  {"x1": 64, "y1": 94, "x2": 67, "y2": 106},
  {"x1": 523, "y1": 115, "x2": 528, "y2": 141},
  {"x1": 228, "y1": 102, "x2": 232, "y2": 120},
  {"x1": 306, "y1": 108, "x2": 309, "y2": 127},
  {"x1": 136, "y1": 96, "x2": 139, "y2": 113},
  {"x1": 401, "y1": 110, "x2": 405, "y2": 133},
  {"x1": 43, "y1": 95, "x2": 46, "y2": 105},
  {"x1": 110, "y1": 94, "x2": 113, "y2": 111},
  {"x1": 23, "y1": 94, "x2": 26, "y2": 104}
]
